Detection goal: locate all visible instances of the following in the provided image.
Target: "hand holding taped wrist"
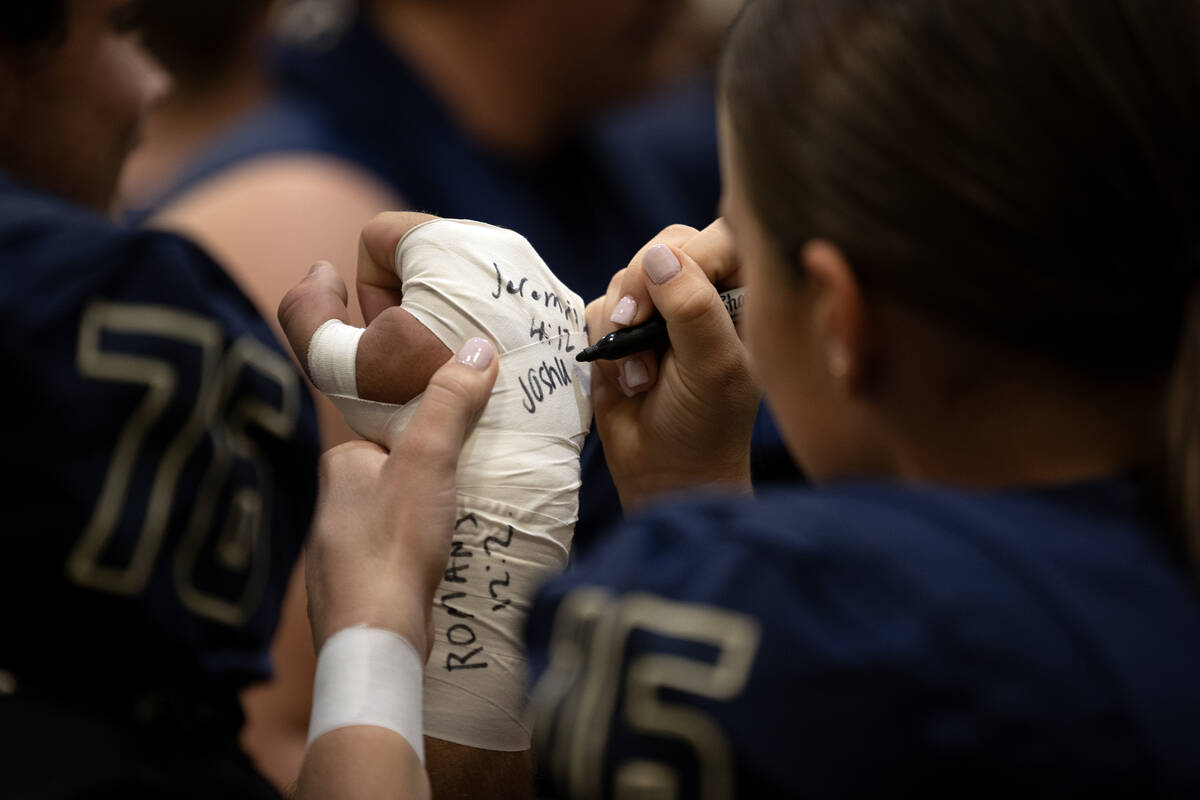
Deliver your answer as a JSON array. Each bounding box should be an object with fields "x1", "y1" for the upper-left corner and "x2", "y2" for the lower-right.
[{"x1": 305, "y1": 219, "x2": 592, "y2": 750}]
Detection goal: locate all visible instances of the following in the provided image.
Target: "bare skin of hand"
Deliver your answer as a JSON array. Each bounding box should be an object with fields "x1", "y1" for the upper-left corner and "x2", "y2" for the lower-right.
[{"x1": 587, "y1": 220, "x2": 760, "y2": 510}]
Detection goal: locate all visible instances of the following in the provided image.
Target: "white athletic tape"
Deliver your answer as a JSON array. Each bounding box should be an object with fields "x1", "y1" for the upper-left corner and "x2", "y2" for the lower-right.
[
  {"x1": 307, "y1": 318, "x2": 364, "y2": 396},
  {"x1": 317, "y1": 219, "x2": 592, "y2": 750},
  {"x1": 307, "y1": 624, "x2": 425, "y2": 763}
]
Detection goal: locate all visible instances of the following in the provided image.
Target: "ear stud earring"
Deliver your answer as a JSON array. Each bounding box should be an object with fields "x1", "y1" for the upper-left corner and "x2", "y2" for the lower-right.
[{"x1": 827, "y1": 346, "x2": 850, "y2": 379}]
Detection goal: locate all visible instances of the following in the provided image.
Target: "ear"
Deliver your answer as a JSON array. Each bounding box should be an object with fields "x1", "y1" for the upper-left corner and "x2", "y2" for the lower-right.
[{"x1": 799, "y1": 239, "x2": 871, "y2": 392}]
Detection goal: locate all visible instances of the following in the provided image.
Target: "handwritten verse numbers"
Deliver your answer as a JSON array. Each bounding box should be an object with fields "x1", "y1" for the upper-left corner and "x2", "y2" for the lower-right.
[{"x1": 439, "y1": 512, "x2": 520, "y2": 672}]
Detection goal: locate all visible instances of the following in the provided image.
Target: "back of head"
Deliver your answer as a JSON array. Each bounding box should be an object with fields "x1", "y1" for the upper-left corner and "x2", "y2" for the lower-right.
[
  {"x1": 720, "y1": 0, "x2": 1200, "y2": 557},
  {"x1": 722, "y1": 0, "x2": 1200, "y2": 372}
]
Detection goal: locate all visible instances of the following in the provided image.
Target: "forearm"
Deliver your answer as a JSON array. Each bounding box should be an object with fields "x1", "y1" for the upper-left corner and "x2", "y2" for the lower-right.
[
  {"x1": 298, "y1": 728, "x2": 430, "y2": 800},
  {"x1": 239, "y1": 561, "x2": 316, "y2": 792},
  {"x1": 425, "y1": 738, "x2": 534, "y2": 800},
  {"x1": 295, "y1": 620, "x2": 430, "y2": 800}
]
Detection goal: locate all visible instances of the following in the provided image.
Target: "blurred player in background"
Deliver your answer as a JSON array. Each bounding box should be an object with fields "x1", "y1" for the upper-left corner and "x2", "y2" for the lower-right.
[
  {"x1": 0, "y1": 2, "x2": 320, "y2": 795},
  {"x1": 117, "y1": 1, "x2": 321, "y2": 786},
  {"x1": 118, "y1": 0, "x2": 280, "y2": 212}
]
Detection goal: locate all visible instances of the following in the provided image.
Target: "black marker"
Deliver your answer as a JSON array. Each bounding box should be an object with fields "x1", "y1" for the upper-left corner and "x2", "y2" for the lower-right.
[{"x1": 575, "y1": 287, "x2": 745, "y2": 362}]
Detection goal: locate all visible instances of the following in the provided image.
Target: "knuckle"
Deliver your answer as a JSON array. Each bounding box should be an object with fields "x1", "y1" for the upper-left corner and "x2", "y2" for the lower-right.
[
  {"x1": 277, "y1": 282, "x2": 321, "y2": 337},
  {"x1": 372, "y1": 305, "x2": 410, "y2": 331},
  {"x1": 276, "y1": 287, "x2": 301, "y2": 329},
  {"x1": 360, "y1": 212, "x2": 403, "y2": 257},
  {"x1": 363, "y1": 211, "x2": 396, "y2": 238},
  {"x1": 668, "y1": 282, "x2": 718, "y2": 327},
  {"x1": 606, "y1": 267, "x2": 626, "y2": 296},
  {"x1": 393, "y1": 426, "x2": 444, "y2": 464},
  {"x1": 428, "y1": 366, "x2": 473, "y2": 402},
  {"x1": 392, "y1": 417, "x2": 459, "y2": 473},
  {"x1": 620, "y1": 266, "x2": 647, "y2": 295},
  {"x1": 658, "y1": 223, "x2": 699, "y2": 242},
  {"x1": 691, "y1": 247, "x2": 734, "y2": 281}
]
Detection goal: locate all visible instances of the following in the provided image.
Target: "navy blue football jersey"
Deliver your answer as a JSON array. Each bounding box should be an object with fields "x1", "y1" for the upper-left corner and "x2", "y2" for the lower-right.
[
  {"x1": 0, "y1": 176, "x2": 320, "y2": 692},
  {"x1": 526, "y1": 480, "x2": 1200, "y2": 797}
]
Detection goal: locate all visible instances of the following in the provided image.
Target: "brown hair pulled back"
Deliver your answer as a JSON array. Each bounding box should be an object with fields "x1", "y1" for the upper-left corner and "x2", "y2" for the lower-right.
[{"x1": 720, "y1": 0, "x2": 1200, "y2": 561}]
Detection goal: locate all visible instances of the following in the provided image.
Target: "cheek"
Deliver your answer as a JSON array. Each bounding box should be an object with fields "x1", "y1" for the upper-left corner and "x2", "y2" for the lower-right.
[
  {"x1": 48, "y1": 37, "x2": 163, "y2": 207},
  {"x1": 741, "y1": 290, "x2": 772, "y2": 384},
  {"x1": 744, "y1": 292, "x2": 804, "y2": 402},
  {"x1": 744, "y1": 291, "x2": 838, "y2": 476},
  {"x1": 94, "y1": 38, "x2": 162, "y2": 136},
  {"x1": 741, "y1": 259, "x2": 800, "y2": 390}
]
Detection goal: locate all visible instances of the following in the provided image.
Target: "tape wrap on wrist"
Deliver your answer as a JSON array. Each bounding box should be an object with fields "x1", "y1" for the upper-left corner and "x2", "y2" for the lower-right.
[
  {"x1": 307, "y1": 624, "x2": 425, "y2": 762},
  {"x1": 306, "y1": 219, "x2": 592, "y2": 751}
]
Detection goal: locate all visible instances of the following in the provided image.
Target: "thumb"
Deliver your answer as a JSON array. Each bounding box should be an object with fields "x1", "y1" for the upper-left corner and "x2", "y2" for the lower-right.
[
  {"x1": 384, "y1": 337, "x2": 499, "y2": 475},
  {"x1": 357, "y1": 211, "x2": 440, "y2": 323},
  {"x1": 639, "y1": 243, "x2": 743, "y2": 371}
]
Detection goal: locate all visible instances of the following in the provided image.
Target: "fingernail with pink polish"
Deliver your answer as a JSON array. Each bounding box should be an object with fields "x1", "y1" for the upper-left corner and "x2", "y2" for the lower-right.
[
  {"x1": 456, "y1": 337, "x2": 494, "y2": 371},
  {"x1": 623, "y1": 357, "x2": 649, "y2": 388},
  {"x1": 643, "y1": 244, "x2": 681, "y2": 284},
  {"x1": 617, "y1": 373, "x2": 637, "y2": 397},
  {"x1": 610, "y1": 295, "x2": 637, "y2": 326}
]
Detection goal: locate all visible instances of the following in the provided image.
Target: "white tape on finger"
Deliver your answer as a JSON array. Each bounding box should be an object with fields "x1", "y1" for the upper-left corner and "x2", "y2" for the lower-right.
[
  {"x1": 308, "y1": 319, "x2": 364, "y2": 396},
  {"x1": 323, "y1": 220, "x2": 592, "y2": 751}
]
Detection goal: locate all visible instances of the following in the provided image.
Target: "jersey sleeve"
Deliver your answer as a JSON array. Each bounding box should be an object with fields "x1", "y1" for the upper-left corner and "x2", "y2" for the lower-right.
[{"x1": 0, "y1": 214, "x2": 320, "y2": 688}]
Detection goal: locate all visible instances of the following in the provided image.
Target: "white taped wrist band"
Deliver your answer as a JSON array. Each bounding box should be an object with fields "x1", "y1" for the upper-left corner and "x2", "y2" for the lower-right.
[
  {"x1": 308, "y1": 319, "x2": 364, "y2": 396},
  {"x1": 307, "y1": 624, "x2": 426, "y2": 763}
]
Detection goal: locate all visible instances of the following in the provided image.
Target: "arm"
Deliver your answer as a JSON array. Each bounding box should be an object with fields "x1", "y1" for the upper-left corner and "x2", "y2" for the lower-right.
[
  {"x1": 301, "y1": 728, "x2": 429, "y2": 800},
  {"x1": 238, "y1": 560, "x2": 315, "y2": 792},
  {"x1": 296, "y1": 337, "x2": 500, "y2": 800},
  {"x1": 424, "y1": 739, "x2": 533, "y2": 800},
  {"x1": 280, "y1": 216, "x2": 561, "y2": 798}
]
